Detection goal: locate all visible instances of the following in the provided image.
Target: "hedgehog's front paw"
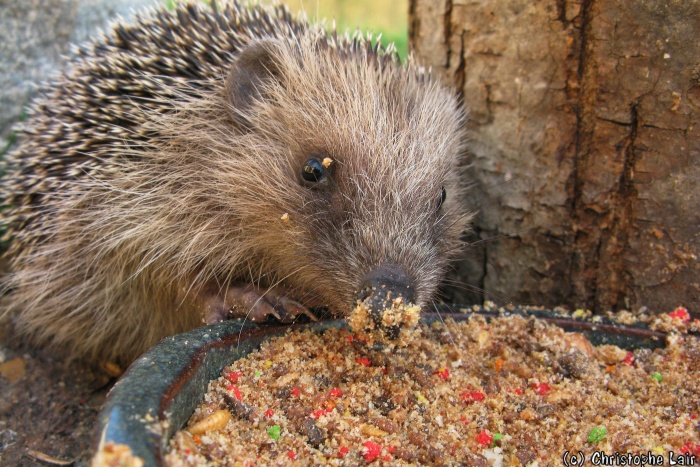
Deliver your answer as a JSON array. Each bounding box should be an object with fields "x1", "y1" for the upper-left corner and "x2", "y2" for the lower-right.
[{"x1": 201, "y1": 284, "x2": 317, "y2": 324}]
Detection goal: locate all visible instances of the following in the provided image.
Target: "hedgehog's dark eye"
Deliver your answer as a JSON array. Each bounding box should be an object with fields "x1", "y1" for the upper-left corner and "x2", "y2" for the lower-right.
[
  {"x1": 437, "y1": 187, "x2": 447, "y2": 210},
  {"x1": 301, "y1": 157, "x2": 326, "y2": 183}
]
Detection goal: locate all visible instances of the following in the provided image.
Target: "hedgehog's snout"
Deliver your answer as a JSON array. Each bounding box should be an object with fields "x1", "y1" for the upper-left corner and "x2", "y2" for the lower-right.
[{"x1": 355, "y1": 263, "x2": 416, "y2": 333}]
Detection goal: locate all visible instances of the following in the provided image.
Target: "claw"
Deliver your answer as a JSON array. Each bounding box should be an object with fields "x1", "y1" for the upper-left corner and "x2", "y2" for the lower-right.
[
  {"x1": 245, "y1": 295, "x2": 281, "y2": 323},
  {"x1": 275, "y1": 297, "x2": 318, "y2": 323},
  {"x1": 198, "y1": 283, "x2": 317, "y2": 325}
]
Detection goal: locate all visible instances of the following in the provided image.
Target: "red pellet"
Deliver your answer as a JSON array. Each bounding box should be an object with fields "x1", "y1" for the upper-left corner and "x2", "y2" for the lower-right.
[
  {"x1": 363, "y1": 441, "x2": 382, "y2": 461},
  {"x1": 475, "y1": 430, "x2": 493, "y2": 446}
]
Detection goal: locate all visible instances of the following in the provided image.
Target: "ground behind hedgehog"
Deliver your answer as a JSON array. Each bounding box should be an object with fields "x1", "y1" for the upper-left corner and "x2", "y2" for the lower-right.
[{"x1": 0, "y1": 317, "x2": 109, "y2": 466}]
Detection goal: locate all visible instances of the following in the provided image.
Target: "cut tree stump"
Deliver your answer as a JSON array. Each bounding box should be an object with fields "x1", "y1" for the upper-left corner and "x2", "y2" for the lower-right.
[{"x1": 411, "y1": 0, "x2": 700, "y2": 316}]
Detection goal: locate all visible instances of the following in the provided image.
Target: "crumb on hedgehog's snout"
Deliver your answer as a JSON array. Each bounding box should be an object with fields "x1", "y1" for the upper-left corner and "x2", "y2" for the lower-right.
[
  {"x1": 348, "y1": 262, "x2": 422, "y2": 345},
  {"x1": 348, "y1": 298, "x2": 422, "y2": 346}
]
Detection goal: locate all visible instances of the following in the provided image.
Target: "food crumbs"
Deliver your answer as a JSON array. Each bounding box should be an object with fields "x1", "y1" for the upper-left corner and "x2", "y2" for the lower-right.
[{"x1": 166, "y1": 314, "x2": 700, "y2": 465}]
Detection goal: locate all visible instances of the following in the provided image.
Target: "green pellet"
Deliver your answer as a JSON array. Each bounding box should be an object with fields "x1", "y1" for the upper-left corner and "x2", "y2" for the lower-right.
[{"x1": 588, "y1": 426, "x2": 607, "y2": 443}]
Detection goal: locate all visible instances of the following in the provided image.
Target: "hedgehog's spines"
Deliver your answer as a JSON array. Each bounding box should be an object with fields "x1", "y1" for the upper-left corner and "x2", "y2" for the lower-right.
[{"x1": 1, "y1": 0, "x2": 466, "y2": 364}]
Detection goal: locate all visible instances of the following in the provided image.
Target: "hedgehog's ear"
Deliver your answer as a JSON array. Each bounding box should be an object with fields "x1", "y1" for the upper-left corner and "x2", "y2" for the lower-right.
[{"x1": 225, "y1": 39, "x2": 285, "y2": 126}]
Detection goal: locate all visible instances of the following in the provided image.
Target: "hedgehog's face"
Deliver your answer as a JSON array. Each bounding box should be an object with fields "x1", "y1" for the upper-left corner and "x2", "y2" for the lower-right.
[{"x1": 223, "y1": 38, "x2": 470, "y2": 321}]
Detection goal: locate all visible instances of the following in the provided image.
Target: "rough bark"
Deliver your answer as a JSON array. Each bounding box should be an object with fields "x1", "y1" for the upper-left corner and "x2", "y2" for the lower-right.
[{"x1": 413, "y1": 0, "x2": 700, "y2": 316}]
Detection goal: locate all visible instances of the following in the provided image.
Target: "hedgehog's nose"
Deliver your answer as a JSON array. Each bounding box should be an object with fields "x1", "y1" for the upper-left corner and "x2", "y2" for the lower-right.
[{"x1": 355, "y1": 263, "x2": 416, "y2": 327}]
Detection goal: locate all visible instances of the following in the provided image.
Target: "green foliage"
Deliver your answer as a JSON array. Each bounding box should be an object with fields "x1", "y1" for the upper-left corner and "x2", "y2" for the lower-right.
[
  {"x1": 377, "y1": 29, "x2": 408, "y2": 61},
  {"x1": 162, "y1": 0, "x2": 409, "y2": 58},
  {"x1": 265, "y1": 0, "x2": 409, "y2": 59}
]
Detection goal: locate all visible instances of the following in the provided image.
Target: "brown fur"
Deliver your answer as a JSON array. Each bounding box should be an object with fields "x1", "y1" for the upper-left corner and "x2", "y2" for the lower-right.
[{"x1": 0, "y1": 1, "x2": 469, "y2": 364}]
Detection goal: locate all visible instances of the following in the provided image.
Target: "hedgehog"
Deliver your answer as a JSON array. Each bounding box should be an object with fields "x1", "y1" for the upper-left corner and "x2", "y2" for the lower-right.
[{"x1": 0, "y1": 0, "x2": 470, "y2": 365}]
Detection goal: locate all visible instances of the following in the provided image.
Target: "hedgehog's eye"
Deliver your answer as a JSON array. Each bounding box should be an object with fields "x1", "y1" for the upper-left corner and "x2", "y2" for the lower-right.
[
  {"x1": 437, "y1": 187, "x2": 447, "y2": 211},
  {"x1": 301, "y1": 157, "x2": 326, "y2": 183}
]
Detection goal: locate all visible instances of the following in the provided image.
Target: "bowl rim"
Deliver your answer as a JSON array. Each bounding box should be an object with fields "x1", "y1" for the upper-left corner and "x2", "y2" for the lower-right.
[{"x1": 91, "y1": 306, "x2": 688, "y2": 464}]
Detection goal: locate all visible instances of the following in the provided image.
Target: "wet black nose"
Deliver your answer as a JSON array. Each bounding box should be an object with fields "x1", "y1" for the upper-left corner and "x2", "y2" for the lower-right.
[{"x1": 355, "y1": 263, "x2": 416, "y2": 329}]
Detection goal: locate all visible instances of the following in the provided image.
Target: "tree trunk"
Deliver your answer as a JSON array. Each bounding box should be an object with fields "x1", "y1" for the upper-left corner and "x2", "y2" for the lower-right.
[{"x1": 411, "y1": 0, "x2": 700, "y2": 316}]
